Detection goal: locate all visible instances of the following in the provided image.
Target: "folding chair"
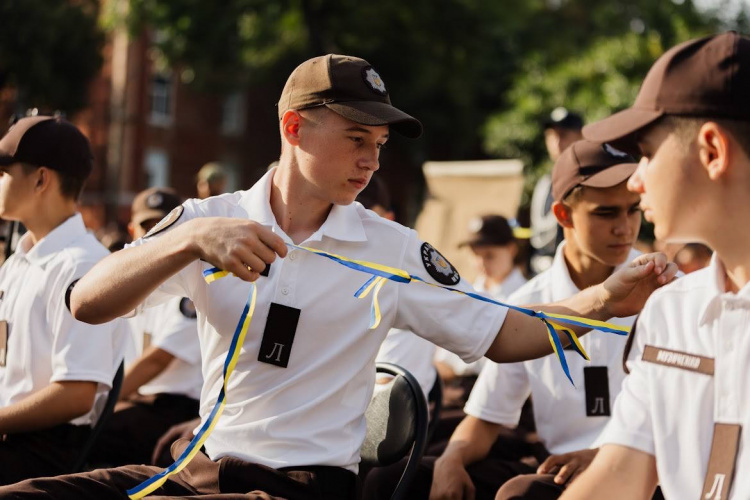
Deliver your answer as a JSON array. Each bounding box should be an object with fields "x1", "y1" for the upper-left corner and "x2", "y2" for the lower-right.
[
  {"x1": 361, "y1": 362, "x2": 429, "y2": 500},
  {"x1": 71, "y1": 360, "x2": 125, "y2": 472}
]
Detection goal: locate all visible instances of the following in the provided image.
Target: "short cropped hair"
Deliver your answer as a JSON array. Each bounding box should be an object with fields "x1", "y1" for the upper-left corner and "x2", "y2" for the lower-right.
[
  {"x1": 20, "y1": 163, "x2": 86, "y2": 200},
  {"x1": 663, "y1": 116, "x2": 750, "y2": 158}
]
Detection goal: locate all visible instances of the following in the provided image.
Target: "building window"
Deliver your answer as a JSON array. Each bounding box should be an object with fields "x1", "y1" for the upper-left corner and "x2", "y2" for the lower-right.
[
  {"x1": 145, "y1": 148, "x2": 169, "y2": 188},
  {"x1": 149, "y1": 73, "x2": 173, "y2": 126},
  {"x1": 221, "y1": 91, "x2": 246, "y2": 136}
]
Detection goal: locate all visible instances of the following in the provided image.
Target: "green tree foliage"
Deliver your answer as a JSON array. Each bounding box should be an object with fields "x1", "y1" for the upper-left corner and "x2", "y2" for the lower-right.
[{"x1": 0, "y1": 0, "x2": 104, "y2": 114}]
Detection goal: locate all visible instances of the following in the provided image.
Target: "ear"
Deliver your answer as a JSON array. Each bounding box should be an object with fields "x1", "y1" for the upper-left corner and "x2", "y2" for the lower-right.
[
  {"x1": 697, "y1": 122, "x2": 730, "y2": 181},
  {"x1": 127, "y1": 222, "x2": 135, "y2": 239},
  {"x1": 34, "y1": 167, "x2": 52, "y2": 194},
  {"x1": 281, "y1": 110, "x2": 302, "y2": 147},
  {"x1": 552, "y1": 200, "x2": 574, "y2": 228}
]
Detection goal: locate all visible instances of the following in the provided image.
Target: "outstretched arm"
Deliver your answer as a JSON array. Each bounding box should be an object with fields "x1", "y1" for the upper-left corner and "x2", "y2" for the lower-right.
[
  {"x1": 486, "y1": 253, "x2": 677, "y2": 363},
  {"x1": 71, "y1": 217, "x2": 287, "y2": 324}
]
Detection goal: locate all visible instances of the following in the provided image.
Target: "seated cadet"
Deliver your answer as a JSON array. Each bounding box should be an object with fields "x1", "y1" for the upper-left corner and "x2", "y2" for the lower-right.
[
  {"x1": 364, "y1": 140, "x2": 641, "y2": 500},
  {"x1": 88, "y1": 187, "x2": 202, "y2": 467},
  {"x1": 0, "y1": 116, "x2": 124, "y2": 484},
  {"x1": 0, "y1": 55, "x2": 674, "y2": 499},
  {"x1": 563, "y1": 32, "x2": 750, "y2": 500}
]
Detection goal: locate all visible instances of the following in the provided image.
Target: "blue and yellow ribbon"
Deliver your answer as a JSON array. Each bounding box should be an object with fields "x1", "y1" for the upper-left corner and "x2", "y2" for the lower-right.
[
  {"x1": 126, "y1": 274, "x2": 256, "y2": 499},
  {"x1": 127, "y1": 243, "x2": 627, "y2": 497}
]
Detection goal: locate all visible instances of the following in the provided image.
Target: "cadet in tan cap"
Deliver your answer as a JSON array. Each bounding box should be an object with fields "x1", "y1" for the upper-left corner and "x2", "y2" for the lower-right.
[
  {"x1": 88, "y1": 187, "x2": 203, "y2": 467},
  {"x1": 0, "y1": 116, "x2": 125, "y2": 483},
  {"x1": 563, "y1": 31, "x2": 750, "y2": 500},
  {"x1": 0, "y1": 55, "x2": 674, "y2": 499}
]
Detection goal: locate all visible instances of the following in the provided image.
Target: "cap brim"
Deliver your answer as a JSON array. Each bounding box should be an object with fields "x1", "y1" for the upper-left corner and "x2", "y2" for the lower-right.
[
  {"x1": 583, "y1": 108, "x2": 664, "y2": 156},
  {"x1": 326, "y1": 101, "x2": 423, "y2": 139},
  {"x1": 580, "y1": 162, "x2": 639, "y2": 189}
]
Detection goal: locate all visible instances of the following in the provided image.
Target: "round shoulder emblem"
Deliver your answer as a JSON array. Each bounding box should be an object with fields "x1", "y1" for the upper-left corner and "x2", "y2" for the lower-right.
[
  {"x1": 145, "y1": 205, "x2": 184, "y2": 238},
  {"x1": 363, "y1": 67, "x2": 387, "y2": 95},
  {"x1": 421, "y1": 242, "x2": 460, "y2": 286},
  {"x1": 179, "y1": 297, "x2": 197, "y2": 319}
]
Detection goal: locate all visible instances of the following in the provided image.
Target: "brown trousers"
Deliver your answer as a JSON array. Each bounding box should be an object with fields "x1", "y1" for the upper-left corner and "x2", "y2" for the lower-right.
[
  {"x1": 494, "y1": 474, "x2": 563, "y2": 500},
  {"x1": 0, "y1": 438, "x2": 358, "y2": 500},
  {"x1": 0, "y1": 424, "x2": 90, "y2": 485},
  {"x1": 88, "y1": 392, "x2": 200, "y2": 467}
]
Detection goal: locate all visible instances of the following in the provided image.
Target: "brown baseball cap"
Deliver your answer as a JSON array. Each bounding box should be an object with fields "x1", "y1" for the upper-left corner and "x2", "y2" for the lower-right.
[
  {"x1": 0, "y1": 116, "x2": 93, "y2": 180},
  {"x1": 459, "y1": 215, "x2": 515, "y2": 247},
  {"x1": 277, "y1": 54, "x2": 423, "y2": 138},
  {"x1": 131, "y1": 187, "x2": 182, "y2": 226},
  {"x1": 584, "y1": 32, "x2": 750, "y2": 152},
  {"x1": 552, "y1": 140, "x2": 638, "y2": 202}
]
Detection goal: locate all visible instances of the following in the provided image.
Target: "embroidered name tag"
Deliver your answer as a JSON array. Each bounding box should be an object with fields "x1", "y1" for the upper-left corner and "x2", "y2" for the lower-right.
[
  {"x1": 641, "y1": 345, "x2": 714, "y2": 375},
  {"x1": 701, "y1": 423, "x2": 742, "y2": 500},
  {"x1": 258, "y1": 303, "x2": 301, "y2": 368}
]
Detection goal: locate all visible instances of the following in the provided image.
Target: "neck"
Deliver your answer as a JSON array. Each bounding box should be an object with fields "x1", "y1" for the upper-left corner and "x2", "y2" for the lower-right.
[
  {"x1": 23, "y1": 201, "x2": 77, "y2": 247},
  {"x1": 562, "y1": 241, "x2": 617, "y2": 291},
  {"x1": 484, "y1": 268, "x2": 514, "y2": 289},
  {"x1": 270, "y1": 163, "x2": 333, "y2": 244},
  {"x1": 706, "y1": 232, "x2": 750, "y2": 294}
]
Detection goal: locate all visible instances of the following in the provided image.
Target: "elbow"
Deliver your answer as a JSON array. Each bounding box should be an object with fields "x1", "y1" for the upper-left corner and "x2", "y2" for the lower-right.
[
  {"x1": 70, "y1": 289, "x2": 111, "y2": 325},
  {"x1": 64, "y1": 382, "x2": 98, "y2": 420}
]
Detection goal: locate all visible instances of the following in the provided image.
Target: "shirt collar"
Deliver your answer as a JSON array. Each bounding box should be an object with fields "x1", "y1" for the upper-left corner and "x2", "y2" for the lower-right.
[
  {"x1": 238, "y1": 167, "x2": 367, "y2": 244},
  {"x1": 698, "y1": 254, "x2": 750, "y2": 325},
  {"x1": 18, "y1": 213, "x2": 88, "y2": 267},
  {"x1": 549, "y1": 242, "x2": 640, "y2": 302},
  {"x1": 474, "y1": 268, "x2": 526, "y2": 299}
]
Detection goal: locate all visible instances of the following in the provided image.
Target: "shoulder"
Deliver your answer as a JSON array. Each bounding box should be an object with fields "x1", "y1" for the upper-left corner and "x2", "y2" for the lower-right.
[
  {"x1": 355, "y1": 203, "x2": 412, "y2": 240},
  {"x1": 187, "y1": 191, "x2": 247, "y2": 218},
  {"x1": 49, "y1": 233, "x2": 109, "y2": 277},
  {"x1": 643, "y1": 267, "x2": 713, "y2": 309}
]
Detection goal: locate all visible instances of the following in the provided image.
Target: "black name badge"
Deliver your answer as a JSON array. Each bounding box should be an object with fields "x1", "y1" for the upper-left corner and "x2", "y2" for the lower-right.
[
  {"x1": 584, "y1": 366, "x2": 611, "y2": 417},
  {"x1": 258, "y1": 303, "x2": 301, "y2": 368}
]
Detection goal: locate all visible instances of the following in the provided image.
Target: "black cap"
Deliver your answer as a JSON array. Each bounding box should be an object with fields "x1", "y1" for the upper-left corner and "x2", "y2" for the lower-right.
[
  {"x1": 131, "y1": 187, "x2": 182, "y2": 226},
  {"x1": 459, "y1": 215, "x2": 515, "y2": 247},
  {"x1": 543, "y1": 107, "x2": 584, "y2": 131},
  {"x1": 0, "y1": 116, "x2": 93, "y2": 180}
]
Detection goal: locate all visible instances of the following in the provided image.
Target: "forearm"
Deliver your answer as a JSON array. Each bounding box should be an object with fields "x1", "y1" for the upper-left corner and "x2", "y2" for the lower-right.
[
  {"x1": 0, "y1": 381, "x2": 97, "y2": 434},
  {"x1": 71, "y1": 222, "x2": 198, "y2": 324},
  {"x1": 561, "y1": 444, "x2": 658, "y2": 499},
  {"x1": 120, "y1": 347, "x2": 176, "y2": 400},
  {"x1": 437, "y1": 416, "x2": 504, "y2": 468},
  {"x1": 486, "y1": 285, "x2": 606, "y2": 363}
]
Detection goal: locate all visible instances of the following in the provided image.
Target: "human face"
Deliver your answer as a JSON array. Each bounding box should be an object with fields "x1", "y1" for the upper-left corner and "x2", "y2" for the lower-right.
[
  {"x1": 295, "y1": 109, "x2": 389, "y2": 206},
  {"x1": 629, "y1": 122, "x2": 703, "y2": 242},
  {"x1": 470, "y1": 244, "x2": 516, "y2": 284},
  {"x1": 0, "y1": 162, "x2": 38, "y2": 221},
  {"x1": 565, "y1": 182, "x2": 642, "y2": 266}
]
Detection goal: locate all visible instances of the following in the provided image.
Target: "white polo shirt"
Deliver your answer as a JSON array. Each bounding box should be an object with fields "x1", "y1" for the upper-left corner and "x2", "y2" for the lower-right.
[
  {"x1": 130, "y1": 168, "x2": 507, "y2": 472},
  {"x1": 464, "y1": 243, "x2": 638, "y2": 454},
  {"x1": 599, "y1": 255, "x2": 750, "y2": 499},
  {"x1": 128, "y1": 297, "x2": 202, "y2": 400},
  {"x1": 433, "y1": 268, "x2": 528, "y2": 377},
  {"x1": 375, "y1": 328, "x2": 437, "y2": 397},
  {"x1": 0, "y1": 214, "x2": 124, "y2": 426}
]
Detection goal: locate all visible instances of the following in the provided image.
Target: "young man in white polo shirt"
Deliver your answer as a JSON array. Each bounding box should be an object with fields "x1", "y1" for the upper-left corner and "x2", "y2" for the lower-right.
[
  {"x1": 89, "y1": 187, "x2": 202, "y2": 467},
  {"x1": 0, "y1": 116, "x2": 124, "y2": 484},
  {"x1": 563, "y1": 32, "x2": 750, "y2": 500},
  {"x1": 0, "y1": 56, "x2": 674, "y2": 499},
  {"x1": 366, "y1": 140, "x2": 641, "y2": 500}
]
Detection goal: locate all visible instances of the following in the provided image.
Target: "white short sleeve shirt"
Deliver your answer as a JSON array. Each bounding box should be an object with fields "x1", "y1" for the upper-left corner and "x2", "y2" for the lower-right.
[
  {"x1": 375, "y1": 328, "x2": 437, "y2": 397},
  {"x1": 599, "y1": 255, "x2": 750, "y2": 499},
  {"x1": 128, "y1": 297, "x2": 202, "y2": 400},
  {"x1": 464, "y1": 243, "x2": 638, "y2": 454},
  {"x1": 0, "y1": 214, "x2": 124, "y2": 426},
  {"x1": 127, "y1": 168, "x2": 507, "y2": 472},
  {"x1": 433, "y1": 269, "x2": 528, "y2": 377}
]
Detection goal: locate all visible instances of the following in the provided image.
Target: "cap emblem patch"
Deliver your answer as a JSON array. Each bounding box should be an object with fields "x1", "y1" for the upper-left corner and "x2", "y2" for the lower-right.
[
  {"x1": 147, "y1": 193, "x2": 163, "y2": 208},
  {"x1": 364, "y1": 67, "x2": 387, "y2": 95},
  {"x1": 421, "y1": 242, "x2": 460, "y2": 286},
  {"x1": 603, "y1": 143, "x2": 629, "y2": 158}
]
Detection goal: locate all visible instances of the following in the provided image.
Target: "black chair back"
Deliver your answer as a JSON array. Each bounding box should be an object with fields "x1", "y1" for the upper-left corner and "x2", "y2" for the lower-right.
[{"x1": 362, "y1": 362, "x2": 428, "y2": 500}]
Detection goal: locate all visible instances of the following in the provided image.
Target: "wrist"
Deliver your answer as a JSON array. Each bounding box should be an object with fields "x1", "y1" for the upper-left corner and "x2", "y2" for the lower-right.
[
  {"x1": 174, "y1": 220, "x2": 202, "y2": 261},
  {"x1": 588, "y1": 284, "x2": 611, "y2": 320}
]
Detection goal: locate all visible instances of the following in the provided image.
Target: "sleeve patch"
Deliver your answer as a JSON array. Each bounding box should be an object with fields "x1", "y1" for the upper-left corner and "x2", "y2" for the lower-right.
[
  {"x1": 145, "y1": 205, "x2": 184, "y2": 238},
  {"x1": 421, "y1": 242, "x2": 460, "y2": 286},
  {"x1": 179, "y1": 297, "x2": 198, "y2": 319}
]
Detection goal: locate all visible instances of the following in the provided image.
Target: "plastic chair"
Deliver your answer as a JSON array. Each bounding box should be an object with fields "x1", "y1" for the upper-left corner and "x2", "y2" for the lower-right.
[
  {"x1": 361, "y1": 362, "x2": 429, "y2": 500},
  {"x1": 71, "y1": 360, "x2": 125, "y2": 472}
]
